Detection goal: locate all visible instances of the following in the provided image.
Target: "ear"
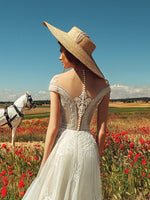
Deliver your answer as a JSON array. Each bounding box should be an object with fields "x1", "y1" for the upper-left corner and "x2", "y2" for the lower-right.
[{"x1": 26, "y1": 91, "x2": 29, "y2": 96}]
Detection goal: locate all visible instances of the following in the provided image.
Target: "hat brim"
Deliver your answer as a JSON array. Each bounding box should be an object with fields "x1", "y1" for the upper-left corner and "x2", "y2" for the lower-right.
[{"x1": 43, "y1": 21, "x2": 104, "y2": 79}]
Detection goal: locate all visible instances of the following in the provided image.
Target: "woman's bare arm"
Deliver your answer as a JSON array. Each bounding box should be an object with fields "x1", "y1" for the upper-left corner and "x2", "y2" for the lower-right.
[
  {"x1": 96, "y1": 92, "x2": 110, "y2": 156},
  {"x1": 40, "y1": 91, "x2": 60, "y2": 169}
]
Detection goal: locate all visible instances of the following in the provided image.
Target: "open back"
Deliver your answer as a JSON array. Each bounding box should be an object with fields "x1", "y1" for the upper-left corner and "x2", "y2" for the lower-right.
[{"x1": 49, "y1": 71, "x2": 110, "y2": 132}]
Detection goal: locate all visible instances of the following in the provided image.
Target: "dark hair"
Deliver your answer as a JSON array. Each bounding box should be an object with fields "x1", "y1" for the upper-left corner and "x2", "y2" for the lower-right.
[
  {"x1": 58, "y1": 41, "x2": 81, "y2": 65},
  {"x1": 58, "y1": 41, "x2": 100, "y2": 78}
]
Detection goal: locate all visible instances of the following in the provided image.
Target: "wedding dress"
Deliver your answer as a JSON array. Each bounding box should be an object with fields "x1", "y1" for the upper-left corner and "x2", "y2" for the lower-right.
[{"x1": 22, "y1": 71, "x2": 110, "y2": 200}]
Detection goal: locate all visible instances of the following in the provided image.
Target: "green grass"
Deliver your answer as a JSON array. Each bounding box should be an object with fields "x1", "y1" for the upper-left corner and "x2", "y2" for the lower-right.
[
  {"x1": 108, "y1": 107, "x2": 150, "y2": 120},
  {"x1": 22, "y1": 107, "x2": 150, "y2": 120},
  {"x1": 36, "y1": 105, "x2": 50, "y2": 108},
  {"x1": 23, "y1": 113, "x2": 50, "y2": 120},
  {"x1": 0, "y1": 103, "x2": 12, "y2": 107},
  {"x1": 109, "y1": 107, "x2": 150, "y2": 112}
]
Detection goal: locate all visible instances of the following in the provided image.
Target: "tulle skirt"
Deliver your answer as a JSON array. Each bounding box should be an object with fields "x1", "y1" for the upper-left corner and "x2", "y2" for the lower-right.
[{"x1": 22, "y1": 129, "x2": 102, "y2": 200}]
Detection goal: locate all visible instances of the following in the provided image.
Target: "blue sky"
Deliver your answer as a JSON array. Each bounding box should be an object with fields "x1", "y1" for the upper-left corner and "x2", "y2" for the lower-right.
[{"x1": 0, "y1": 0, "x2": 150, "y2": 101}]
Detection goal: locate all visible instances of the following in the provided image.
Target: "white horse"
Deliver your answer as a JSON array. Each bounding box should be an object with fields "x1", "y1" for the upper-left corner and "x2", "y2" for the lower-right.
[{"x1": 0, "y1": 92, "x2": 36, "y2": 146}]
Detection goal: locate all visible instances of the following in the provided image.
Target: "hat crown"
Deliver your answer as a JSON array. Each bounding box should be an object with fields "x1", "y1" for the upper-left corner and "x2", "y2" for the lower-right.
[{"x1": 68, "y1": 27, "x2": 96, "y2": 55}]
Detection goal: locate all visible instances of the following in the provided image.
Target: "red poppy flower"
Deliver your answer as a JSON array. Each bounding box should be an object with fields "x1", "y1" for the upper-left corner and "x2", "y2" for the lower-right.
[
  {"x1": 142, "y1": 159, "x2": 147, "y2": 165},
  {"x1": 142, "y1": 172, "x2": 145, "y2": 177},
  {"x1": 128, "y1": 151, "x2": 133, "y2": 159},
  {"x1": 18, "y1": 178, "x2": 25, "y2": 188},
  {"x1": 2, "y1": 144, "x2": 7, "y2": 148},
  {"x1": 9, "y1": 171, "x2": 14, "y2": 175},
  {"x1": 130, "y1": 142, "x2": 134, "y2": 148},
  {"x1": 8, "y1": 166, "x2": 13, "y2": 171},
  {"x1": 134, "y1": 153, "x2": 141, "y2": 162},
  {"x1": 29, "y1": 173, "x2": 34, "y2": 177},
  {"x1": 139, "y1": 138, "x2": 145, "y2": 144},
  {"x1": 19, "y1": 148, "x2": 23, "y2": 153},
  {"x1": 1, "y1": 186, "x2": 7, "y2": 198},
  {"x1": 124, "y1": 169, "x2": 129, "y2": 173},
  {"x1": 19, "y1": 191, "x2": 26, "y2": 197},
  {"x1": 2, "y1": 177, "x2": 8, "y2": 186},
  {"x1": 115, "y1": 138, "x2": 120, "y2": 143},
  {"x1": 22, "y1": 173, "x2": 26, "y2": 177},
  {"x1": 119, "y1": 145, "x2": 124, "y2": 149},
  {"x1": 130, "y1": 162, "x2": 134, "y2": 166},
  {"x1": 27, "y1": 169, "x2": 32, "y2": 174},
  {"x1": 1, "y1": 170, "x2": 6, "y2": 176}
]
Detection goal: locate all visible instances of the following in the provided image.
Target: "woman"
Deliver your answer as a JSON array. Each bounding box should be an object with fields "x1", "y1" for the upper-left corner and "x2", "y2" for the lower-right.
[{"x1": 22, "y1": 22, "x2": 110, "y2": 200}]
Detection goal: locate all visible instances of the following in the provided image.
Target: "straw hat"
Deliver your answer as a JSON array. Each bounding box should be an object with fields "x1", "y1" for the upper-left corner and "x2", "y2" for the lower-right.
[{"x1": 43, "y1": 21, "x2": 105, "y2": 79}]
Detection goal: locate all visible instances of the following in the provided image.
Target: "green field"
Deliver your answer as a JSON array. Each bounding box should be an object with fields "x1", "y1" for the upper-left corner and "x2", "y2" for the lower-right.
[
  {"x1": 0, "y1": 105, "x2": 150, "y2": 199},
  {"x1": 23, "y1": 113, "x2": 50, "y2": 120},
  {"x1": 109, "y1": 107, "x2": 150, "y2": 112},
  {"x1": 22, "y1": 106, "x2": 150, "y2": 120}
]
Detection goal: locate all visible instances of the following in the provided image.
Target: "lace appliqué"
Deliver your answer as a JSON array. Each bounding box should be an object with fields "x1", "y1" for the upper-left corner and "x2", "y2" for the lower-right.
[
  {"x1": 74, "y1": 91, "x2": 91, "y2": 120},
  {"x1": 74, "y1": 70, "x2": 92, "y2": 130}
]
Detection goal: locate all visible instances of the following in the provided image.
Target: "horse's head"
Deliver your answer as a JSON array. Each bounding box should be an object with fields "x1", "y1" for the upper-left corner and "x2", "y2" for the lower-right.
[{"x1": 26, "y1": 92, "x2": 36, "y2": 109}]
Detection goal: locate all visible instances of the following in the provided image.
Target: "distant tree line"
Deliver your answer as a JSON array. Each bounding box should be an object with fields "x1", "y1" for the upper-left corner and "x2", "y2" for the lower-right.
[
  {"x1": 0, "y1": 100, "x2": 50, "y2": 107},
  {"x1": 0, "y1": 97, "x2": 150, "y2": 107},
  {"x1": 34, "y1": 100, "x2": 50, "y2": 105},
  {"x1": 110, "y1": 97, "x2": 150, "y2": 103}
]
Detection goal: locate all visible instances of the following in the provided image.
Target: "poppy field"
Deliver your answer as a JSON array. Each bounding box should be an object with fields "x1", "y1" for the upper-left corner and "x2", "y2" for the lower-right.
[{"x1": 0, "y1": 107, "x2": 150, "y2": 199}]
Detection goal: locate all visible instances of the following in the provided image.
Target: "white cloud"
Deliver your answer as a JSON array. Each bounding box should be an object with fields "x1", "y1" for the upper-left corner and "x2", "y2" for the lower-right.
[
  {"x1": 1, "y1": 85, "x2": 150, "y2": 102},
  {"x1": 110, "y1": 84, "x2": 150, "y2": 99},
  {"x1": 38, "y1": 90, "x2": 48, "y2": 95},
  {"x1": 0, "y1": 89, "x2": 22, "y2": 101},
  {"x1": 3, "y1": 89, "x2": 13, "y2": 93},
  {"x1": 0, "y1": 89, "x2": 50, "y2": 102},
  {"x1": 33, "y1": 90, "x2": 50, "y2": 100}
]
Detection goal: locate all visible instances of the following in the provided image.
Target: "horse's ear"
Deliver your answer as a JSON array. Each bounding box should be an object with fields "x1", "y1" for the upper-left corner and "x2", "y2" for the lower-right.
[{"x1": 26, "y1": 91, "x2": 29, "y2": 96}]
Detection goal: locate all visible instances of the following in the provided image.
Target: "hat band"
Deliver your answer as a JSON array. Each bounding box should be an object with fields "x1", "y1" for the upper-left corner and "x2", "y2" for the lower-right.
[{"x1": 75, "y1": 31, "x2": 89, "y2": 44}]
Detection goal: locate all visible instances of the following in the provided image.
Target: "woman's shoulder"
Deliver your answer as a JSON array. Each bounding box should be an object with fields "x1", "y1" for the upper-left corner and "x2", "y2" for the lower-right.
[
  {"x1": 50, "y1": 74, "x2": 60, "y2": 85},
  {"x1": 49, "y1": 71, "x2": 73, "y2": 94},
  {"x1": 50, "y1": 72, "x2": 63, "y2": 84},
  {"x1": 50, "y1": 70, "x2": 72, "y2": 85}
]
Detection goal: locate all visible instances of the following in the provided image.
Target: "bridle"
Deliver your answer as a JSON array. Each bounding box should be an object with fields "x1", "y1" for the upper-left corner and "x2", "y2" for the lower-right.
[
  {"x1": 26, "y1": 94, "x2": 36, "y2": 109},
  {"x1": 1, "y1": 105, "x2": 23, "y2": 129},
  {"x1": 1, "y1": 94, "x2": 36, "y2": 129}
]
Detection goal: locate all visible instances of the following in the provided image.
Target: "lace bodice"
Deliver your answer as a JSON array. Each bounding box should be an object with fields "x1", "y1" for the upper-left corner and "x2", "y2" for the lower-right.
[{"x1": 49, "y1": 74, "x2": 110, "y2": 132}]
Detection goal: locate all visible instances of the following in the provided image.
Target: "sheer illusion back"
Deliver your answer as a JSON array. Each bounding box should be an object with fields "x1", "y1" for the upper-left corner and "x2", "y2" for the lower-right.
[{"x1": 49, "y1": 70, "x2": 110, "y2": 132}]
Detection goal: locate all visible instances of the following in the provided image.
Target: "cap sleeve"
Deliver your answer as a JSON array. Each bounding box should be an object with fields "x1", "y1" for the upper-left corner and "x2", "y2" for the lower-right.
[
  {"x1": 49, "y1": 84, "x2": 60, "y2": 94},
  {"x1": 49, "y1": 75, "x2": 59, "y2": 92}
]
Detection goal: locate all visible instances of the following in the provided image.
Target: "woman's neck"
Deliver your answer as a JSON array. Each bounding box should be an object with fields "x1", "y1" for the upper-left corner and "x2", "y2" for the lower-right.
[{"x1": 72, "y1": 63, "x2": 91, "y2": 79}]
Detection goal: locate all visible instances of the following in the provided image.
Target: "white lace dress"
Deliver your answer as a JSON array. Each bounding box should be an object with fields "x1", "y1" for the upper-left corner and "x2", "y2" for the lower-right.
[{"x1": 22, "y1": 74, "x2": 110, "y2": 200}]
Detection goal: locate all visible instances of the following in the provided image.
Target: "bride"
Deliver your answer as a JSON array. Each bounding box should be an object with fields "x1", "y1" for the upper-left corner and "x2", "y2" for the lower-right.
[{"x1": 22, "y1": 21, "x2": 110, "y2": 200}]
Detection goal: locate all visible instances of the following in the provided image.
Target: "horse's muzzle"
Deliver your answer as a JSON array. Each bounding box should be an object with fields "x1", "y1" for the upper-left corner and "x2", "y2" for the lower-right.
[{"x1": 31, "y1": 103, "x2": 36, "y2": 108}]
